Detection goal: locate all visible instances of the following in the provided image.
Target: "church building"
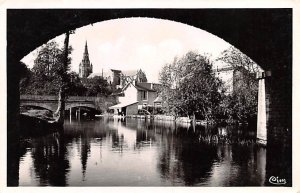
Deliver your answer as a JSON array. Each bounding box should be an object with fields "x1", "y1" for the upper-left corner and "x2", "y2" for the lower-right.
[{"x1": 79, "y1": 41, "x2": 93, "y2": 78}]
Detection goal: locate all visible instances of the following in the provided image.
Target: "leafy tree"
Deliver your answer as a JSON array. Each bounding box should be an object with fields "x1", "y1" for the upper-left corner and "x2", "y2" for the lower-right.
[
  {"x1": 66, "y1": 72, "x2": 87, "y2": 96},
  {"x1": 159, "y1": 51, "x2": 224, "y2": 120},
  {"x1": 217, "y1": 46, "x2": 259, "y2": 124},
  {"x1": 82, "y1": 76, "x2": 112, "y2": 96},
  {"x1": 217, "y1": 46, "x2": 259, "y2": 74},
  {"x1": 19, "y1": 62, "x2": 33, "y2": 94},
  {"x1": 20, "y1": 39, "x2": 73, "y2": 95}
]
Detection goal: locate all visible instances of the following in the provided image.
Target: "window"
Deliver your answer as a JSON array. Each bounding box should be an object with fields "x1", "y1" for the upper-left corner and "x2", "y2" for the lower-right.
[{"x1": 141, "y1": 91, "x2": 147, "y2": 100}]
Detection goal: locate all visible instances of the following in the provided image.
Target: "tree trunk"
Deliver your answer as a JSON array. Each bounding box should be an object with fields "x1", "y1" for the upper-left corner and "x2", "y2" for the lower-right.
[
  {"x1": 55, "y1": 86, "x2": 65, "y2": 124},
  {"x1": 54, "y1": 31, "x2": 70, "y2": 124}
]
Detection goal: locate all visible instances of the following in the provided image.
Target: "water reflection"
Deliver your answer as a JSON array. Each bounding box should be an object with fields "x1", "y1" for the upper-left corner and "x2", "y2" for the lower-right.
[
  {"x1": 14, "y1": 117, "x2": 289, "y2": 186},
  {"x1": 21, "y1": 131, "x2": 71, "y2": 186}
]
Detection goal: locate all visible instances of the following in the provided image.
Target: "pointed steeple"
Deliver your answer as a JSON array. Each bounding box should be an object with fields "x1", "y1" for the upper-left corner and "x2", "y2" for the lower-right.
[
  {"x1": 79, "y1": 40, "x2": 93, "y2": 78},
  {"x1": 84, "y1": 40, "x2": 89, "y2": 55}
]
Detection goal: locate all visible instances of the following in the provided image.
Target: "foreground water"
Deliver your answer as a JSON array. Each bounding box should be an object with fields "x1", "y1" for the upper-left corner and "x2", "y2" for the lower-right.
[{"x1": 17, "y1": 117, "x2": 268, "y2": 186}]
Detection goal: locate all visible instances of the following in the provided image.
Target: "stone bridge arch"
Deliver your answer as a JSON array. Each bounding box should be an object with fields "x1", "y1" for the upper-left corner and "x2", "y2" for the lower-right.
[
  {"x1": 66, "y1": 103, "x2": 97, "y2": 110},
  {"x1": 20, "y1": 104, "x2": 55, "y2": 112}
]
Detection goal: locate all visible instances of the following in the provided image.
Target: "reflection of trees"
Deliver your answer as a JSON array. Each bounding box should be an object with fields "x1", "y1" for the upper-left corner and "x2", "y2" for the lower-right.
[
  {"x1": 198, "y1": 125, "x2": 257, "y2": 144},
  {"x1": 156, "y1": 124, "x2": 218, "y2": 186},
  {"x1": 65, "y1": 118, "x2": 117, "y2": 181},
  {"x1": 219, "y1": 144, "x2": 266, "y2": 186},
  {"x1": 155, "y1": 122, "x2": 262, "y2": 186},
  {"x1": 31, "y1": 131, "x2": 70, "y2": 186},
  {"x1": 176, "y1": 127, "x2": 219, "y2": 185}
]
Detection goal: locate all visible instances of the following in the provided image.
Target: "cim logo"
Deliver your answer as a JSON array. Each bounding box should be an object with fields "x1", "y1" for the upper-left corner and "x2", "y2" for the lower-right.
[{"x1": 269, "y1": 176, "x2": 287, "y2": 185}]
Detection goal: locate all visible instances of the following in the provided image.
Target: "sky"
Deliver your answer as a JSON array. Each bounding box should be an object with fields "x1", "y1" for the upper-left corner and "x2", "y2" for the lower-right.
[{"x1": 21, "y1": 17, "x2": 230, "y2": 82}]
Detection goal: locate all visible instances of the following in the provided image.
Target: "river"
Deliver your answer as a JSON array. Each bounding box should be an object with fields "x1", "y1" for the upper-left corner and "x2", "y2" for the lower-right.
[{"x1": 15, "y1": 117, "x2": 282, "y2": 186}]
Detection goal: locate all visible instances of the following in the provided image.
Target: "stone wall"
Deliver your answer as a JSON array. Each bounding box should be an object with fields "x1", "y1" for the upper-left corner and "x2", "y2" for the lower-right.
[{"x1": 265, "y1": 72, "x2": 292, "y2": 147}]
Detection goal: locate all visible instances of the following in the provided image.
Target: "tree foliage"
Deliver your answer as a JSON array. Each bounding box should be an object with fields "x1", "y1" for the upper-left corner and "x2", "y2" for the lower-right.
[
  {"x1": 20, "y1": 40, "x2": 111, "y2": 97},
  {"x1": 20, "y1": 41, "x2": 73, "y2": 95},
  {"x1": 65, "y1": 72, "x2": 87, "y2": 96},
  {"x1": 217, "y1": 46, "x2": 259, "y2": 123},
  {"x1": 82, "y1": 76, "x2": 112, "y2": 96},
  {"x1": 217, "y1": 46, "x2": 259, "y2": 74},
  {"x1": 159, "y1": 51, "x2": 224, "y2": 120}
]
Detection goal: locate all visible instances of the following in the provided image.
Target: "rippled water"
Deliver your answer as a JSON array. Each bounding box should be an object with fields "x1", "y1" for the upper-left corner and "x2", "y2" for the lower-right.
[{"x1": 17, "y1": 117, "x2": 269, "y2": 186}]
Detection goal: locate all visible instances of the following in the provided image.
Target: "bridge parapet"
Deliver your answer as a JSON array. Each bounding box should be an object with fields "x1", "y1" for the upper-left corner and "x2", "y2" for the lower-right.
[
  {"x1": 20, "y1": 95, "x2": 97, "y2": 102},
  {"x1": 20, "y1": 95, "x2": 117, "y2": 112},
  {"x1": 21, "y1": 95, "x2": 58, "y2": 100}
]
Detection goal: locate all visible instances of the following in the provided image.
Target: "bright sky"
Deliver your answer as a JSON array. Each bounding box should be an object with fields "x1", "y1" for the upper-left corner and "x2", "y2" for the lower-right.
[{"x1": 21, "y1": 17, "x2": 230, "y2": 82}]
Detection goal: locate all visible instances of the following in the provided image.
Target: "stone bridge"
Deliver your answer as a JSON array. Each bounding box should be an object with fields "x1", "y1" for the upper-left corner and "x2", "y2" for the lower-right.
[{"x1": 20, "y1": 95, "x2": 116, "y2": 112}]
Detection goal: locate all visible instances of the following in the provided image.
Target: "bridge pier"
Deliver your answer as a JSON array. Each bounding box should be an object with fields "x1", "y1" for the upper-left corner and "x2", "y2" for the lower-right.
[
  {"x1": 257, "y1": 72, "x2": 267, "y2": 145},
  {"x1": 78, "y1": 108, "x2": 81, "y2": 120},
  {"x1": 69, "y1": 107, "x2": 72, "y2": 122},
  {"x1": 263, "y1": 69, "x2": 292, "y2": 185},
  {"x1": 7, "y1": 57, "x2": 21, "y2": 186},
  {"x1": 256, "y1": 69, "x2": 291, "y2": 147},
  {"x1": 76, "y1": 108, "x2": 81, "y2": 120}
]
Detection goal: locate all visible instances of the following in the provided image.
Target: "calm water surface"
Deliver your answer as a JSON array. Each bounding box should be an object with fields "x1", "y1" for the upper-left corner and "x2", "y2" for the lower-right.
[{"x1": 18, "y1": 117, "x2": 267, "y2": 186}]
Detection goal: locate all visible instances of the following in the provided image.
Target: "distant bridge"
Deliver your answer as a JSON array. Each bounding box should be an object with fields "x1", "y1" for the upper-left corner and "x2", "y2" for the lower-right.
[{"x1": 20, "y1": 95, "x2": 116, "y2": 112}]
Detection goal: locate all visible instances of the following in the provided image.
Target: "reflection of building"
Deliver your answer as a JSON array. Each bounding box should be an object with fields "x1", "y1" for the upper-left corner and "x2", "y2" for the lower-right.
[{"x1": 79, "y1": 41, "x2": 93, "y2": 78}]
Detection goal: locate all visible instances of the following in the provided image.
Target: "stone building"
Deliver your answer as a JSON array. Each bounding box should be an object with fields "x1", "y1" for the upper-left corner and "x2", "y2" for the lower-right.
[{"x1": 89, "y1": 68, "x2": 147, "y2": 90}]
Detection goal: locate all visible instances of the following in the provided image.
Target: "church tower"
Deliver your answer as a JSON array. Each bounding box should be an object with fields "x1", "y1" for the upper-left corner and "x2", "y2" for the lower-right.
[{"x1": 79, "y1": 41, "x2": 93, "y2": 78}]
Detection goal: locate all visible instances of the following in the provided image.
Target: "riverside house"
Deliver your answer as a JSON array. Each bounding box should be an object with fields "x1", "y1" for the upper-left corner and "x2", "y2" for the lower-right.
[{"x1": 109, "y1": 80, "x2": 161, "y2": 116}]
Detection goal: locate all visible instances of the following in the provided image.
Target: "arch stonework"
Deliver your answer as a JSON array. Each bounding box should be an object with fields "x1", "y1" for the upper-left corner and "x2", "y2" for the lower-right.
[
  {"x1": 7, "y1": 9, "x2": 292, "y2": 70},
  {"x1": 7, "y1": 10, "x2": 293, "y2": 186},
  {"x1": 20, "y1": 103, "x2": 97, "y2": 112},
  {"x1": 8, "y1": 9, "x2": 292, "y2": 147},
  {"x1": 20, "y1": 97, "x2": 98, "y2": 112},
  {"x1": 20, "y1": 104, "x2": 55, "y2": 112},
  {"x1": 66, "y1": 103, "x2": 97, "y2": 110}
]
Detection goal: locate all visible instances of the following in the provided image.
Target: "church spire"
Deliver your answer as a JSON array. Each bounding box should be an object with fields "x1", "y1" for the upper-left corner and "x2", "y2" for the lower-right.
[
  {"x1": 84, "y1": 40, "x2": 88, "y2": 55},
  {"x1": 79, "y1": 40, "x2": 93, "y2": 78}
]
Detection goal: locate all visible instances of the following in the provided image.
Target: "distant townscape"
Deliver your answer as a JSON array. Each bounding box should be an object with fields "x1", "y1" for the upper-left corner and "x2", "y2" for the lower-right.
[
  {"x1": 77, "y1": 41, "x2": 163, "y2": 116},
  {"x1": 20, "y1": 39, "x2": 260, "y2": 126}
]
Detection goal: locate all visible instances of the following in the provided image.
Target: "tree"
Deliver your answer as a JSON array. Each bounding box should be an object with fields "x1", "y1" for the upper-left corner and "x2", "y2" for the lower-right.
[
  {"x1": 54, "y1": 31, "x2": 72, "y2": 123},
  {"x1": 19, "y1": 62, "x2": 33, "y2": 94},
  {"x1": 20, "y1": 40, "x2": 73, "y2": 95},
  {"x1": 217, "y1": 46, "x2": 259, "y2": 74},
  {"x1": 159, "y1": 51, "x2": 224, "y2": 120},
  {"x1": 82, "y1": 76, "x2": 112, "y2": 96},
  {"x1": 66, "y1": 72, "x2": 87, "y2": 96},
  {"x1": 217, "y1": 46, "x2": 259, "y2": 124}
]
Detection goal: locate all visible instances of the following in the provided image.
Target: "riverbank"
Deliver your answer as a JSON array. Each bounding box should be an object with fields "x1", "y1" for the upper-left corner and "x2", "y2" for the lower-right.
[
  {"x1": 100, "y1": 114, "x2": 256, "y2": 128},
  {"x1": 102, "y1": 114, "x2": 220, "y2": 125}
]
